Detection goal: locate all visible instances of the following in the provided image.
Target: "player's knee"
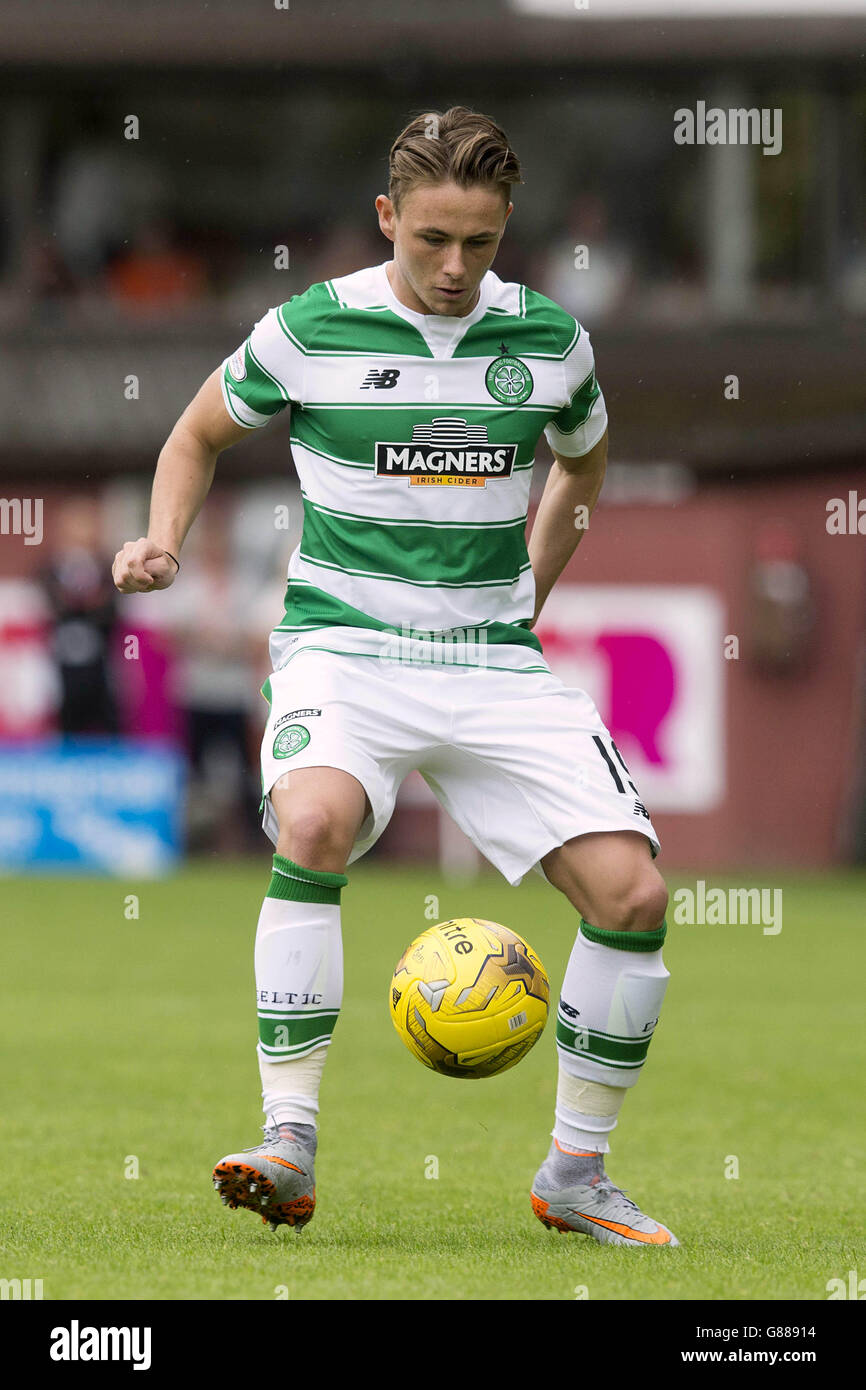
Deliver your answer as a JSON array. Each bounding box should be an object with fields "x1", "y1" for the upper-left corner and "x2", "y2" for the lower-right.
[
  {"x1": 611, "y1": 873, "x2": 669, "y2": 932},
  {"x1": 275, "y1": 804, "x2": 351, "y2": 872}
]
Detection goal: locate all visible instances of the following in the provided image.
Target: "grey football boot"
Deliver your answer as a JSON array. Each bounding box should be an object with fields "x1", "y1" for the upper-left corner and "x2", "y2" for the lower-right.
[
  {"x1": 212, "y1": 1125, "x2": 316, "y2": 1231},
  {"x1": 531, "y1": 1150, "x2": 679, "y2": 1247}
]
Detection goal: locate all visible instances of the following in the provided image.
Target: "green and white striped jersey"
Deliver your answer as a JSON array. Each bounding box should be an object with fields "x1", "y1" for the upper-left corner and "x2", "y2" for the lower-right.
[{"x1": 221, "y1": 260, "x2": 606, "y2": 663}]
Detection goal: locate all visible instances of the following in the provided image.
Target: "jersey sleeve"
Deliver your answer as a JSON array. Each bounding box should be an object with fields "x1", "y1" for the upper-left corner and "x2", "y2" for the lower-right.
[
  {"x1": 543, "y1": 325, "x2": 608, "y2": 458},
  {"x1": 220, "y1": 304, "x2": 303, "y2": 429}
]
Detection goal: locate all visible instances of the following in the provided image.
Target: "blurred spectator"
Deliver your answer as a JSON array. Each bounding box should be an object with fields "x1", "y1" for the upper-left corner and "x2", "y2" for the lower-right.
[
  {"x1": 535, "y1": 192, "x2": 635, "y2": 322},
  {"x1": 51, "y1": 111, "x2": 167, "y2": 283},
  {"x1": 38, "y1": 497, "x2": 120, "y2": 735},
  {"x1": 26, "y1": 233, "x2": 76, "y2": 302},
  {"x1": 152, "y1": 510, "x2": 265, "y2": 852},
  {"x1": 9, "y1": 230, "x2": 79, "y2": 326},
  {"x1": 106, "y1": 218, "x2": 207, "y2": 319},
  {"x1": 747, "y1": 520, "x2": 816, "y2": 676},
  {"x1": 305, "y1": 216, "x2": 387, "y2": 284},
  {"x1": 52, "y1": 138, "x2": 130, "y2": 281}
]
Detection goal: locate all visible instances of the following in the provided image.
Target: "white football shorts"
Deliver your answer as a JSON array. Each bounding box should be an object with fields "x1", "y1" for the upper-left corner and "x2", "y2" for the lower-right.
[{"x1": 259, "y1": 638, "x2": 660, "y2": 887}]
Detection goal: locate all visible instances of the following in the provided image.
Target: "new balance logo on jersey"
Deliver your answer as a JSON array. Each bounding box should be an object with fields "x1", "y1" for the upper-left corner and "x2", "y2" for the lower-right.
[
  {"x1": 375, "y1": 417, "x2": 517, "y2": 487},
  {"x1": 360, "y1": 368, "x2": 401, "y2": 389}
]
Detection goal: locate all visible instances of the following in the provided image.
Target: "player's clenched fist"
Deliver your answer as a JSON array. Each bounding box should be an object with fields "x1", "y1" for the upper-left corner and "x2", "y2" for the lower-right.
[{"x1": 113, "y1": 538, "x2": 179, "y2": 593}]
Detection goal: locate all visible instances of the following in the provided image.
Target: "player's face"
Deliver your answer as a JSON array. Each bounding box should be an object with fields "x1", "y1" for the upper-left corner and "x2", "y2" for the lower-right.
[{"x1": 376, "y1": 181, "x2": 512, "y2": 316}]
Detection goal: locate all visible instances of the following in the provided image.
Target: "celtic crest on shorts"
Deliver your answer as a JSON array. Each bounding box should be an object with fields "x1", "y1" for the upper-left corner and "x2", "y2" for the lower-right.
[
  {"x1": 485, "y1": 354, "x2": 534, "y2": 406},
  {"x1": 273, "y1": 724, "x2": 310, "y2": 758}
]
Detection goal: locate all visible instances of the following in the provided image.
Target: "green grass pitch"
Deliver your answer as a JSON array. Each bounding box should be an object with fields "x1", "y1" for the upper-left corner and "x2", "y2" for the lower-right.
[{"x1": 1, "y1": 861, "x2": 863, "y2": 1301}]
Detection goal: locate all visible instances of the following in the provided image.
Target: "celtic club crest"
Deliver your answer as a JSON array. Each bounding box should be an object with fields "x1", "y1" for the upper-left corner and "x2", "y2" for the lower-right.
[
  {"x1": 485, "y1": 355, "x2": 534, "y2": 406},
  {"x1": 273, "y1": 724, "x2": 310, "y2": 759}
]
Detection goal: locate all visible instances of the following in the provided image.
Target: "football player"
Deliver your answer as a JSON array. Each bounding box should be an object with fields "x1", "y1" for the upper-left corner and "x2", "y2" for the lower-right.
[{"x1": 113, "y1": 107, "x2": 677, "y2": 1247}]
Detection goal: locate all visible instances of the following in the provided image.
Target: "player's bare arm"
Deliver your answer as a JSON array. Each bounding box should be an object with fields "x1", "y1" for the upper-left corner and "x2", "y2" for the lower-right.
[
  {"x1": 527, "y1": 430, "x2": 608, "y2": 625},
  {"x1": 112, "y1": 369, "x2": 250, "y2": 594}
]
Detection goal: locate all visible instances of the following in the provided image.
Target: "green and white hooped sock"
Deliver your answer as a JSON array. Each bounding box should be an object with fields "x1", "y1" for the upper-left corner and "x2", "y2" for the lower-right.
[
  {"x1": 255, "y1": 855, "x2": 347, "y2": 1129},
  {"x1": 553, "y1": 919, "x2": 670, "y2": 1154}
]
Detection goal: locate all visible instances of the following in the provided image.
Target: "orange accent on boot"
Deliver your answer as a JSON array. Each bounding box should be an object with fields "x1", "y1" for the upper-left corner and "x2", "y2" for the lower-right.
[
  {"x1": 530, "y1": 1192, "x2": 574, "y2": 1233},
  {"x1": 270, "y1": 1190, "x2": 316, "y2": 1227},
  {"x1": 261, "y1": 1155, "x2": 305, "y2": 1173},
  {"x1": 212, "y1": 1162, "x2": 277, "y2": 1212},
  {"x1": 571, "y1": 1211, "x2": 672, "y2": 1244}
]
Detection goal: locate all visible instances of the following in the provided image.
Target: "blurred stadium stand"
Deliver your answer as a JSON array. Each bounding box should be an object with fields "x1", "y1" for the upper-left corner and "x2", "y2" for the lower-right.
[
  {"x1": 1, "y1": 0, "x2": 865, "y2": 870},
  {"x1": 1, "y1": 1, "x2": 865, "y2": 473}
]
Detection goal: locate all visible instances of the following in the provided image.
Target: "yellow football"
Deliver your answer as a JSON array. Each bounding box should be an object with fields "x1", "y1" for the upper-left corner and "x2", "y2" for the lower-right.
[{"x1": 389, "y1": 917, "x2": 549, "y2": 1078}]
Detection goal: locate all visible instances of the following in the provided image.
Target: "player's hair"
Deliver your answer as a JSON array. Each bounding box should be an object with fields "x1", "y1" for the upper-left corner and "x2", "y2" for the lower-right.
[{"x1": 388, "y1": 106, "x2": 523, "y2": 214}]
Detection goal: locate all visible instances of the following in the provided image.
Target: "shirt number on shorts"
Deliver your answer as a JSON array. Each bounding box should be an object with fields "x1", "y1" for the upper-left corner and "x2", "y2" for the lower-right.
[
  {"x1": 593, "y1": 736, "x2": 651, "y2": 821},
  {"x1": 592, "y1": 735, "x2": 639, "y2": 796}
]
